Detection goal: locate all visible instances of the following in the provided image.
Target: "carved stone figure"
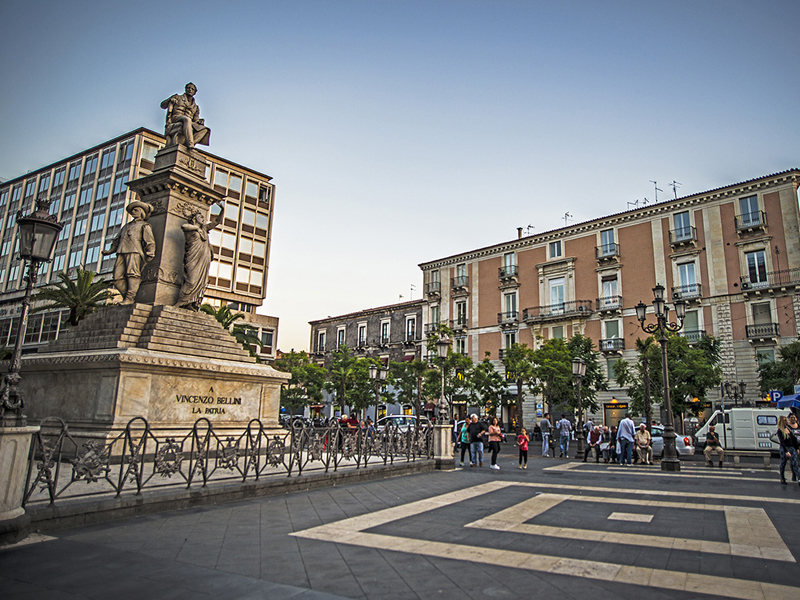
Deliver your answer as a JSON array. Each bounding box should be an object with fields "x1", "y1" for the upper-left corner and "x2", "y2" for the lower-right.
[
  {"x1": 160, "y1": 82, "x2": 211, "y2": 149},
  {"x1": 102, "y1": 201, "x2": 156, "y2": 304},
  {"x1": 175, "y1": 206, "x2": 223, "y2": 311}
]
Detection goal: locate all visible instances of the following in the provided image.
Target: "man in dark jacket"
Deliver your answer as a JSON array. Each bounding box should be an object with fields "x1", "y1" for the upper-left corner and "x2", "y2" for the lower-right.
[{"x1": 467, "y1": 414, "x2": 488, "y2": 467}]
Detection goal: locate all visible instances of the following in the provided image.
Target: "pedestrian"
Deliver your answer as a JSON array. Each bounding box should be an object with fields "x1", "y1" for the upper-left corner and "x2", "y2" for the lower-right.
[
  {"x1": 635, "y1": 423, "x2": 653, "y2": 465},
  {"x1": 600, "y1": 426, "x2": 612, "y2": 462},
  {"x1": 488, "y1": 417, "x2": 503, "y2": 470},
  {"x1": 517, "y1": 428, "x2": 529, "y2": 469},
  {"x1": 617, "y1": 413, "x2": 636, "y2": 466},
  {"x1": 540, "y1": 413, "x2": 552, "y2": 458},
  {"x1": 777, "y1": 413, "x2": 800, "y2": 486},
  {"x1": 585, "y1": 426, "x2": 602, "y2": 462},
  {"x1": 556, "y1": 414, "x2": 572, "y2": 458},
  {"x1": 704, "y1": 425, "x2": 724, "y2": 467},
  {"x1": 458, "y1": 419, "x2": 471, "y2": 466},
  {"x1": 467, "y1": 414, "x2": 487, "y2": 467}
]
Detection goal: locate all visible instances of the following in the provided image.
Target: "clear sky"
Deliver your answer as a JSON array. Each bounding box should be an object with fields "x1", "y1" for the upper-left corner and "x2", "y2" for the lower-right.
[{"x1": 1, "y1": 1, "x2": 798, "y2": 352}]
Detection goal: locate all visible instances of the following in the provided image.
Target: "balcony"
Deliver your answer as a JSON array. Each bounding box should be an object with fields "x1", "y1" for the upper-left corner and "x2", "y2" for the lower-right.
[
  {"x1": 599, "y1": 338, "x2": 624, "y2": 353},
  {"x1": 669, "y1": 226, "x2": 697, "y2": 247},
  {"x1": 379, "y1": 336, "x2": 390, "y2": 347},
  {"x1": 595, "y1": 243, "x2": 619, "y2": 262},
  {"x1": 740, "y1": 268, "x2": 800, "y2": 296},
  {"x1": 424, "y1": 281, "x2": 441, "y2": 298},
  {"x1": 681, "y1": 329, "x2": 706, "y2": 343},
  {"x1": 671, "y1": 283, "x2": 702, "y2": 302},
  {"x1": 498, "y1": 265, "x2": 519, "y2": 290},
  {"x1": 424, "y1": 322, "x2": 441, "y2": 335},
  {"x1": 451, "y1": 275, "x2": 469, "y2": 296},
  {"x1": 596, "y1": 295, "x2": 622, "y2": 314},
  {"x1": 735, "y1": 211, "x2": 767, "y2": 234},
  {"x1": 497, "y1": 311, "x2": 519, "y2": 328},
  {"x1": 498, "y1": 348, "x2": 507, "y2": 360},
  {"x1": 404, "y1": 333, "x2": 420, "y2": 346},
  {"x1": 450, "y1": 317, "x2": 468, "y2": 332},
  {"x1": 746, "y1": 323, "x2": 780, "y2": 341},
  {"x1": 522, "y1": 300, "x2": 593, "y2": 323},
  {"x1": 312, "y1": 344, "x2": 326, "y2": 356}
]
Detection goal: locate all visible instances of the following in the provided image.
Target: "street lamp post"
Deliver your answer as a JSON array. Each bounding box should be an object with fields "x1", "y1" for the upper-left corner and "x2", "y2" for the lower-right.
[
  {"x1": 635, "y1": 284, "x2": 686, "y2": 472},
  {"x1": 435, "y1": 336, "x2": 452, "y2": 422},
  {"x1": 1, "y1": 201, "x2": 63, "y2": 426},
  {"x1": 723, "y1": 380, "x2": 747, "y2": 407},
  {"x1": 368, "y1": 363, "x2": 388, "y2": 424},
  {"x1": 572, "y1": 357, "x2": 587, "y2": 460},
  {"x1": 0, "y1": 199, "x2": 62, "y2": 543},
  {"x1": 432, "y1": 335, "x2": 453, "y2": 466}
]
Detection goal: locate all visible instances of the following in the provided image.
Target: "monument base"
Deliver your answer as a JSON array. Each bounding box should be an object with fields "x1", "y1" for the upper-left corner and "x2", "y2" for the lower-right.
[{"x1": 0, "y1": 425, "x2": 38, "y2": 544}]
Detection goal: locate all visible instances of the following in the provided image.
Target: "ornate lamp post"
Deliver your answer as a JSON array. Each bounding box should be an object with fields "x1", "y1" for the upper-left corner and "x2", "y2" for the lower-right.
[
  {"x1": 432, "y1": 335, "x2": 453, "y2": 466},
  {"x1": 635, "y1": 284, "x2": 686, "y2": 472},
  {"x1": 1, "y1": 201, "x2": 63, "y2": 426},
  {"x1": 368, "y1": 363, "x2": 388, "y2": 424},
  {"x1": 435, "y1": 335, "x2": 452, "y2": 422},
  {"x1": 723, "y1": 380, "x2": 747, "y2": 406},
  {"x1": 0, "y1": 199, "x2": 62, "y2": 543},
  {"x1": 572, "y1": 357, "x2": 587, "y2": 460}
]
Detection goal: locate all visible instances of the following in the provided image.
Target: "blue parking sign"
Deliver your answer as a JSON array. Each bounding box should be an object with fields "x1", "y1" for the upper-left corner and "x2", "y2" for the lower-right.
[{"x1": 770, "y1": 390, "x2": 784, "y2": 403}]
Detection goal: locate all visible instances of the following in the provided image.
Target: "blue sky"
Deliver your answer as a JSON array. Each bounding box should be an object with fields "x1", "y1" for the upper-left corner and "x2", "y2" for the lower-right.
[{"x1": 1, "y1": 1, "x2": 798, "y2": 351}]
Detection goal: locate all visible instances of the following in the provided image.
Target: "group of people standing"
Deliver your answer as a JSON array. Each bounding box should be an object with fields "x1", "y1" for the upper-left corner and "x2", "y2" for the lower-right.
[{"x1": 457, "y1": 415, "x2": 505, "y2": 470}]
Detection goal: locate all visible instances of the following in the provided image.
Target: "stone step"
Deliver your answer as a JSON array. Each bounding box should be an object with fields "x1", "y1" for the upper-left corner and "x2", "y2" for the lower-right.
[
  {"x1": 141, "y1": 341, "x2": 256, "y2": 362},
  {"x1": 138, "y1": 332, "x2": 252, "y2": 356}
]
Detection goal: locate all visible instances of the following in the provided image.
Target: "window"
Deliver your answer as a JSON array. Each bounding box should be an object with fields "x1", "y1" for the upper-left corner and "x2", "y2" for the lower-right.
[
  {"x1": 85, "y1": 244, "x2": 100, "y2": 266},
  {"x1": 381, "y1": 321, "x2": 390, "y2": 344},
  {"x1": 358, "y1": 324, "x2": 367, "y2": 346},
  {"x1": 756, "y1": 348, "x2": 774, "y2": 365},
  {"x1": 552, "y1": 326, "x2": 564, "y2": 339},
  {"x1": 337, "y1": 328, "x2": 345, "y2": 348},
  {"x1": 63, "y1": 191, "x2": 76, "y2": 212},
  {"x1": 549, "y1": 277, "x2": 565, "y2": 313},
  {"x1": 406, "y1": 317, "x2": 416, "y2": 340},
  {"x1": 229, "y1": 174, "x2": 242, "y2": 193},
  {"x1": 83, "y1": 155, "x2": 98, "y2": 178},
  {"x1": 73, "y1": 218, "x2": 87, "y2": 237},
  {"x1": 90, "y1": 212, "x2": 105, "y2": 232},
  {"x1": 745, "y1": 250, "x2": 768, "y2": 287},
  {"x1": 504, "y1": 292, "x2": 517, "y2": 316},
  {"x1": 255, "y1": 213, "x2": 269, "y2": 230},
  {"x1": 113, "y1": 174, "x2": 129, "y2": 195},
  {"x1": 430, "y1": 269, "x2": 440, "y2": 284},
  {"x1": 430, "y1": 305, "x2": 440, "y2": 325},
  {"x1": 605, "y1": 320, "x2": 620, "y2": 339},
  {"x1": 549, "y1": 240, "x2": 562, "y2": 259},
  {"x1": 457, "y1": 264, "x2": 466, "y2": 278},
  {"x1": 601, "y1": 276, "x2": 618, "y2": 305},
  {"x1": 38, "y1": 174, "x2": 51, "y2": 194},
  {"x1": 756, "y1": 415, "x2": 777, "y2": 426},
  {"x1": 100, "y1": 148, "x2": 116, "y2": 171},
  {"x1": 242, "y1": 209, "x2": 256, "y2": 227},
  {"x1": 674, "y1": 211, "x2": 691, "y2": 240},
  {"x1": 600, "y1": 229, "x2": 615, "y2": 255},
  {"x1": 142, "y1": 143, "x2": 158, "y2": 164},
  {"x1": 740, "y1": 195, "x2": 760, "y2": 226},
  {"x1": 68, "y1": 248, "x2": 83, "y2": 268},
  {"x1": 260, "y1": 330, "x2": 274, "y2": 354},
  {"x1": 245, "y1": 181, "x2": 258, "y2": 198},
  {"x1": 684, "y1": 310, "x2": 699, "y2": 333},
  {"x1": 504, "y1": 331, "x2": 517, "y2": 347},
  {"x1": 678, "y1": 262, "x2": 697, "y2": 295},
  {"x1": 317, "y1": 331, "x2": 326, "y2": 352},
  {"x1": 224, "y1": 203, "x2": 239, "y2": 221},
  {"x1": 455, "y1": 337, "x2": 467, "y2": 355},
  {"x1": 52, "y1": 168, "x2": 65, "y2": 189},
  {"x1": 752, "y1": 302, "x2": 772, "y2": 325},
  {"x1": 607, "y1": 358, "x2": 618, "y2": 381},
  {"x1": 456, "y1": 301, "x2": 467, "y2": 326},
  {"x1": 68, "y1": 162, "x2": 81, "y2": 182},
  {"x1": 504, "y1": 252, "x2": 515, "y2": 268}
]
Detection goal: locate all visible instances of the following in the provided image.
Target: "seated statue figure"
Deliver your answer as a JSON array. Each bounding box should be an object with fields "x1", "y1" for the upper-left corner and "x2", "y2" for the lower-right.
[{"x1": 160, "y1": 82, "x2": 211, "y2": 148}]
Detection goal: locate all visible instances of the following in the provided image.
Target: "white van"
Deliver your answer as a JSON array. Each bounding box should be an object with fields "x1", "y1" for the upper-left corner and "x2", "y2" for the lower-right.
[{"x1": 695, "y1": 408, "x2": 784, "y2": 451}]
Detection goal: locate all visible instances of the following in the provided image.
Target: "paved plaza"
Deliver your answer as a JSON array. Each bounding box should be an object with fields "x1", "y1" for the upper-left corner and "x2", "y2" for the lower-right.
[{"x1": 2, "y1": 450, "x2": 800, "y2": 600}]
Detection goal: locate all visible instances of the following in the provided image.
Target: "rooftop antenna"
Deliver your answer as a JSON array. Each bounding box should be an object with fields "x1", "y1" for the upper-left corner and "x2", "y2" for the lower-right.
[
  {"x1": 669, "y1": 180, "x2": 682, "y2": 200},
  {"x1": 563, "y1": 212, "x2": 573, "y2": 227},
  {"x1": 649, "y1": 180, "x2": 663, "y2": 203},
  {"x1": 525, "y1": 224, "x2": 535, "y2": 235},
  {"x1": 399, "y1": 294, "x2": 404, "y2": 301},
  {"x1": 410, "y1": 283, "x2": 416, "y2": 300},
  {"x1": 627, "y1": 198, "x2": 649, "y2": 210}
]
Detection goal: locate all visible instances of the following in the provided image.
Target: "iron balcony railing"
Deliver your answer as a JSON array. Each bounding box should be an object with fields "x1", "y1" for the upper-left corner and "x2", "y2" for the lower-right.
[
  {"x1": 671, "y1": 283, "x2": 702, "y2": 300},
  {"x1": 497, "y1": 310, "x2": 519, "y2": 324},
  {"x1": 424, "y1": 322, "x2": 441, "y2": 334},
  {"x1": 595, "y1": 243, "x2": 619, "y2": 260},
  {"x1": 741, "y1": 268, "x2": 800, "y2": 290},
  {"x1": 681, "y1": 329, "x2": 706, "y2": 343},
  {"x1": 450, "y1": 317, "x2": 468, "y2": 330},
  {"x1": 599, "y1": 338, "x2": 624, "y2": 352},
  {"x1": 735, "y1": 211, "x2": 767, "y2": 231},
  {"x1": 379, "y1": 336, "x2": 390, "y2": 346},
  {"x1": 404, "y1": 333, "x2": 420, "y2": 343},
  {"x1": 596, "y1": 295, "x2": 622, "y2": 310},
  {"x1": 669, "y1": 226, "x2": 697, "y2": 245},
  {"x1": 451, "y1": 275, "x2": 469, "y2": 289},
  {"x1": 746, "y1": 323, "x2": 780, "y2": 338},
  {"x1": 499, "y1": 265, "x2": 519, "y2": 278},
  {"x1": 523, "y1": 300, "x2": 593, "y2": 321},
  {"x1": 424, "y1": 281, "x2": 441, "y2": 295}
]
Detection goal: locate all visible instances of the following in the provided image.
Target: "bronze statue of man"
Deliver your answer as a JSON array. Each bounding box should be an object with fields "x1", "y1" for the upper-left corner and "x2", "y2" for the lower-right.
[
  {"x1": 101, "y1": 201, "x2": 156, "y2": 304},
  {"x1": 160, "y1": 82, "x2": 211, "y2": 149}
]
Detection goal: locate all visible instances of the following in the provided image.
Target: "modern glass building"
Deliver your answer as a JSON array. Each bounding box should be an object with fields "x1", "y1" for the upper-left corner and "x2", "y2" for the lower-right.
[{"x1": 0, "y1": 127, "x2": 278, "y2": 361}]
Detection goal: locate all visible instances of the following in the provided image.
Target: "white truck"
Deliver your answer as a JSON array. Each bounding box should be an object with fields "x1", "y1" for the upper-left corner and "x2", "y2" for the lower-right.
[{"x1": 695, "y1": 407, "x2": 784, "y2": 452}]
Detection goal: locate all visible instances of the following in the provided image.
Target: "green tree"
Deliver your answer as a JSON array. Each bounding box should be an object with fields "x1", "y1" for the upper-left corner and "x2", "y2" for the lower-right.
[
  {"x1": 566, "y1": 333, "x2": 608, "y2": 417},
  {"x1": 471, "y1": 351, "x2": 507, "y2": 415},
  {"x1": 612, "y1": 337, "x2": 656, "y2": 427},
  {"x1": 529, "y1": 338, "x2": 573, "y2": 419},
  {"x1": 387, "y1": 359, "x2": 429, "y2": 416},
  {"x1": 502, "y1": 342, "x2": 539, "y2": 433},
  {"x1": 758, "y1": 341, "x2": 800, "y2": 395},
  {"x1": 273, "y1": 350, "x2": 327, "y2": 411},
  {"x1": 200, "y1": 303, "x2": 263, "y2": 358},
  {"x1": 32, "y1": 267, "x2": 114, "y2": 326},
  {"x1": 324, "y1": 347, "x2": 375, "y2": 417}
]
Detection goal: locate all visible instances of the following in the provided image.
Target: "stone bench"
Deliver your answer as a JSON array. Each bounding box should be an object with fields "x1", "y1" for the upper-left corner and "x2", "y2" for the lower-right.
[{"x1": 724, "y1": 450, "x2": 771, "y2": 469}]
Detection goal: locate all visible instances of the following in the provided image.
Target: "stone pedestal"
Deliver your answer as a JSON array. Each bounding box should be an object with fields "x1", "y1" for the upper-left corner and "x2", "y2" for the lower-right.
[
  {"x1": 0, "y1": 425, "x2": 37, "y2": 544},
  {"x1": 127, "y1": 145, "x2": 224, "y2": 306},
  {"x1": 432, "y1": 424, "x2": 454, "y2": 470}
]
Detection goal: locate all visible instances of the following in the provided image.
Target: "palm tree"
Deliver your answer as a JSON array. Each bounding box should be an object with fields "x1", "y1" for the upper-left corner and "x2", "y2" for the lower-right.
[
  {"x1": 32, "y1": 267, "x2": 114, "y2": 326},
  {"x1": 199, "y1": 303, "x2": 263, "y2": 358}
]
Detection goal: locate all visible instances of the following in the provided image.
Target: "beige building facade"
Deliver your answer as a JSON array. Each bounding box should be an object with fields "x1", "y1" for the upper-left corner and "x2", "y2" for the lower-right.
[
  {"x1": 419, "y1": 170, "x2": 800, "y2": 427},
  {"x1": 0, "y1": 127, "x2": 278, "y2": 361}
]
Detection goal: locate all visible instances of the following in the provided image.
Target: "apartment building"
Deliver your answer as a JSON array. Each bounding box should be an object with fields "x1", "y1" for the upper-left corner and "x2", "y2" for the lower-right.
[
  {"x1": 419, "y1": 170, "x2": 800, "y2": 427},
  {"x1": 0, "y1": 127, "x2": 279, "y2": 361}
]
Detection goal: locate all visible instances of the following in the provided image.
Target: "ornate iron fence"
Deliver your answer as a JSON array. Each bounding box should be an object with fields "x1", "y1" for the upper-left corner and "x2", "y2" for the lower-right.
[{"x1": 22, "y1": 416, "x2": 433, "y2": 507}]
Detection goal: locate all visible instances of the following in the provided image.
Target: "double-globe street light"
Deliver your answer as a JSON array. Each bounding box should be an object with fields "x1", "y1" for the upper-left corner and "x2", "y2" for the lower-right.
[
  {"x1": 723, "y1": 380, "x2": 747, "y2": 406},
  {"x1": 635, "y1": 284, "x2": 686, "y2": 472},
  {"x1": 368, "y1": 363, "x2": 388, "y2": 424},
  {"x1": 1, "y1": 200, "x2": 63, "y2": 426},
  {"x1": 572, "y1": 357, "x2": 587, "y2": 460},
  {"x1": 435, "y1": 335, "x2": 452, "y2": 422}
]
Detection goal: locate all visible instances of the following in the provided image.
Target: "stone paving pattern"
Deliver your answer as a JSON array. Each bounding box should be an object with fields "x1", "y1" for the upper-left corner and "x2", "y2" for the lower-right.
[{"x1": 2, "y1": 450, "x2": 800, "y2": 599}]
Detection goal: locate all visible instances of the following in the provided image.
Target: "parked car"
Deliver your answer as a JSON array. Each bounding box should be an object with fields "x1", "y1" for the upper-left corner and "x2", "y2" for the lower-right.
[
  {"x1": 650, "y1": 425, "x2": 695, "y2": 457},
  {"x1": 375, "y1": 415, "x2": 430, "y2": 432}
]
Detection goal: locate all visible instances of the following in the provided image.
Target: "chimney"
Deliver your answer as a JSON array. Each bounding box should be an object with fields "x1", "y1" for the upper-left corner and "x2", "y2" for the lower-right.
[{"x1": 517, "y1": 227, "x2": 523, "y2": 239}]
